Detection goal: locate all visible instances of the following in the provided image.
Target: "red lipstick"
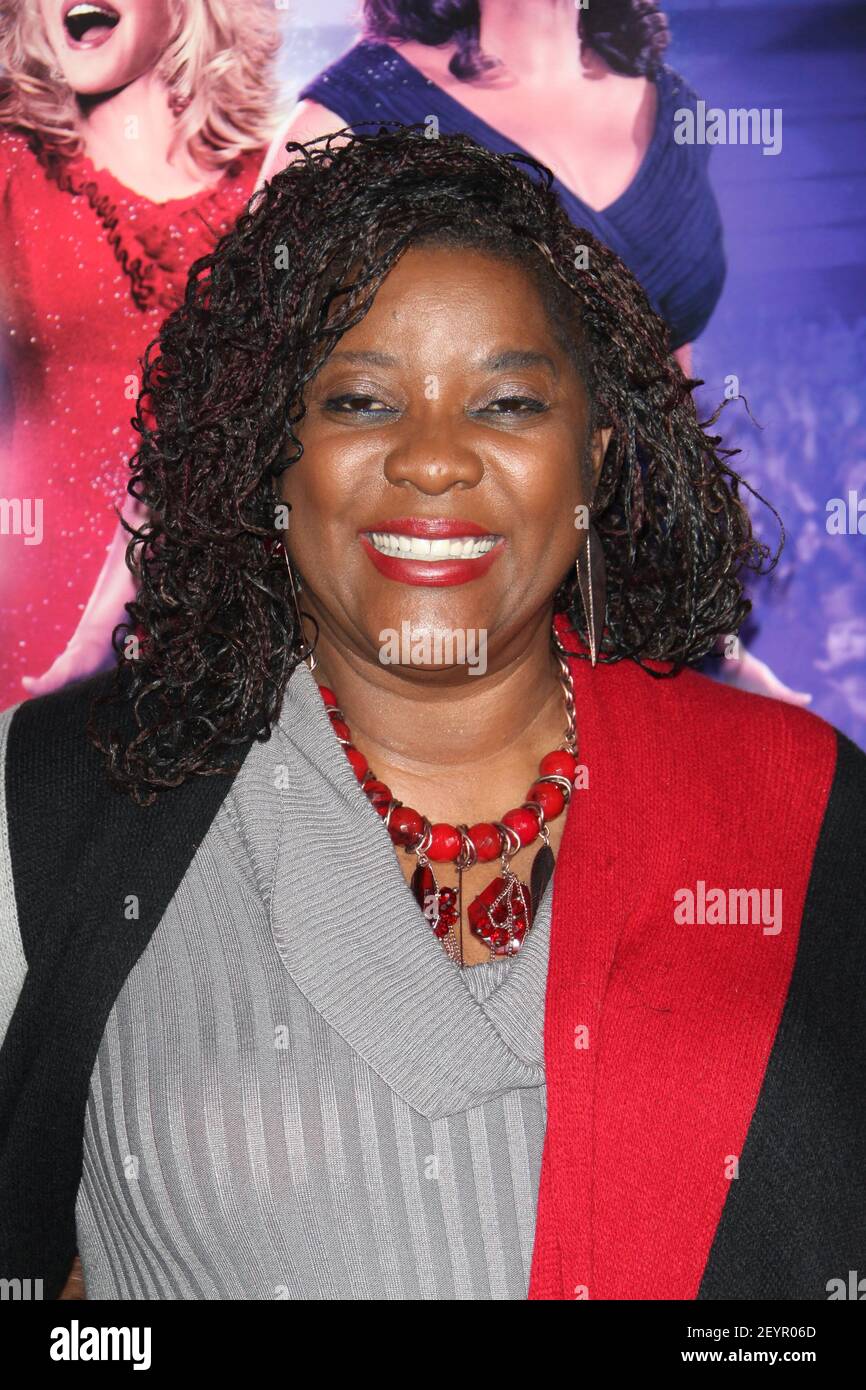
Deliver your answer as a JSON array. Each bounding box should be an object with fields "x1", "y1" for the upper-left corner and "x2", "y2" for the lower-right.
[{"x1": 358, "y1": 516, "x2": 505, "y2": 587}]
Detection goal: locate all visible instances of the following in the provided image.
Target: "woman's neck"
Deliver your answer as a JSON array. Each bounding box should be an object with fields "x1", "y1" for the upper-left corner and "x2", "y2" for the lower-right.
[
  {"x1": 477, "y1": 0, "x2": 585, "y2": 85},
  {"x1": 77, "y1": 70, "x2": 215, "y2": 201},
  {"x1": 306, "y1": 611, "x2": 568, "y2": 785}
]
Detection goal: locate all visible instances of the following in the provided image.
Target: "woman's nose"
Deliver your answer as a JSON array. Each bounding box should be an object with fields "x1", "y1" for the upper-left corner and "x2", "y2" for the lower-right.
[{"x1": 382, "y1": 414, "x2": 485, "y2": 494}]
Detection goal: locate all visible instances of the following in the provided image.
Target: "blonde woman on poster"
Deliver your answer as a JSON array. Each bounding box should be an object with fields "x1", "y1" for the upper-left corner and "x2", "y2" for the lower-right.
[{"x1": 0, "y1": 0, "x2": 283, "y2": 706}]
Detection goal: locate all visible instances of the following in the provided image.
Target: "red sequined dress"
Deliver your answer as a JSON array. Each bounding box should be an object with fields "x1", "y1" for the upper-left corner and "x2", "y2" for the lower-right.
[{"x1": 0, "y1": 130, "x2": 261, "y2": 709}]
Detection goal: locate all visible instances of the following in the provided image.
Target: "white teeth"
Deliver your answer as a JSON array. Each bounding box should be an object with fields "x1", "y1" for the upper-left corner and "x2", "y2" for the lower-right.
[
  {"x1": 366, "y1": 532, "x2": 498, "y2": 561},
  {"x1": 68, "y1": 4, "x2": 115, "y2": 16}
]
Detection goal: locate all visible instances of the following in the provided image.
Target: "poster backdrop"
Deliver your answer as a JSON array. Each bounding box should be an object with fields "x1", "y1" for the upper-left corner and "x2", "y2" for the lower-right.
[{"x1": 1, "y1": 0, "x2": 864, "y2": 748}]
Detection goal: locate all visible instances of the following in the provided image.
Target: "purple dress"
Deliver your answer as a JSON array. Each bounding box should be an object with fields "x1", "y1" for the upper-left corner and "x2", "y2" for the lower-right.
[{"x1": 298, "y1": 40, "x2": 726, "y2": 349}]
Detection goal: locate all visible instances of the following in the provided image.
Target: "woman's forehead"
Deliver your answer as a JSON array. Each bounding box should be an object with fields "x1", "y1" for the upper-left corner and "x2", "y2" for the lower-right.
[{"x1": 332, "y1": 245, "x2": 575, "y2": 355}]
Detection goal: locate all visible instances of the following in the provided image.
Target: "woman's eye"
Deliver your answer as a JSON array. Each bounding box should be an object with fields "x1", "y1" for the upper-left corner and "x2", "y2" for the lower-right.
[
  {"x1": 324, "y1": 394, "x2": 395, "y2": 416},
  {"x1": 322, "y1": 392, "x2": 546, "y2": 418},
  {"x1": 478, "y1": 395, "x2": 548, "y2": 415}
]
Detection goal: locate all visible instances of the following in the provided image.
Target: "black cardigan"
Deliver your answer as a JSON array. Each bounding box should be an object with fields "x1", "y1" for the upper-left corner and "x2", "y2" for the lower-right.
[{"x1": 0, "y1": 670, "x2": 253, "y2": 1298}]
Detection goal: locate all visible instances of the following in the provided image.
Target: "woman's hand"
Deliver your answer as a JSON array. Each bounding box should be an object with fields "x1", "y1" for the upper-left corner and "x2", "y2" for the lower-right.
[
  {"x1": 21, "y1": 629, "x2": 117, "y2": 697},
  {"x1": 21, "y1": 494, "x2": 145, "y2": 697},
  {"x1": 673, "y1": 342, "x2": 693, "y2": 377},
  {"x1": 58, "y1": 1254, "x2": 86, "y2": 1300},
  {"x1": 715, "y1": 639, "x2": 813, "y2": 707},
  {"x1": 255, "y1": 99, "x2": 349, "y2": 190}
]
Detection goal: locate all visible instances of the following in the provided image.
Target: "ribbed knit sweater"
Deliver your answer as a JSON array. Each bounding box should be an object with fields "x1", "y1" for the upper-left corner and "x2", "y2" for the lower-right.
[{"x1": 1, "y1": 613, "x2": 864, "y2": 1299}]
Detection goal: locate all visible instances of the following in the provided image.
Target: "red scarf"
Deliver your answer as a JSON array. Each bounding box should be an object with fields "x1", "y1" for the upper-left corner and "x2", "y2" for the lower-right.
[{"x1": 528, "y1": 615, "x2": 836, "y2": 1298}]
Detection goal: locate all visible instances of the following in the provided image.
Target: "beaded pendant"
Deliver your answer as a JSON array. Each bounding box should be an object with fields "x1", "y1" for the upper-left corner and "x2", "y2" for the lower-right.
[{"x1": 315, "y1": 645, "x2": 577, "y2": 963}]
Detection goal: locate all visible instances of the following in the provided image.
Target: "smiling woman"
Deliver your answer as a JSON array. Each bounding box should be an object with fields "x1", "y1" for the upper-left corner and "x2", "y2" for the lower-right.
[
  {"x1": 290, "y1": 251, "x2": 604, "y2": 616},
  {"x1": 90, "y1": 127, "x2": 765, "y2": 799},
  {"x1": 0, "y1": 128, "x2": 864, "y2": 1302}
]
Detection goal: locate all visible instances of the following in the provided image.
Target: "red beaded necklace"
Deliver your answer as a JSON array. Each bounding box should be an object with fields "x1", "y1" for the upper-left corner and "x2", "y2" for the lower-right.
[{"x1": 314, "y1": 646, "x2": 578, "y2": 964}]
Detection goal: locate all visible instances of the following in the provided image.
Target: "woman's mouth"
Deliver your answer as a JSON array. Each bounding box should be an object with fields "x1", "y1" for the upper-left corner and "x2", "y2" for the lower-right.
[
  {"x1": 62, "y1": 2, "x2": 121, "y2": 49},
  {"x1": 358, "y1": 522, "x2": 505, "y2": 587},
  {"x1": 366, "y1": 532, "x2": 498, "y2": 561}
]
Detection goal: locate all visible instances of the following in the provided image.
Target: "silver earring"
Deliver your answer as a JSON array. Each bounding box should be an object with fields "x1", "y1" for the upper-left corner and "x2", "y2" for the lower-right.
[
  {"x1": 574, "y1": 520, "x2": 607, "y2": 668},
  {"x1": 283, "y1": 546, "x2": 318, "y2": 672}
]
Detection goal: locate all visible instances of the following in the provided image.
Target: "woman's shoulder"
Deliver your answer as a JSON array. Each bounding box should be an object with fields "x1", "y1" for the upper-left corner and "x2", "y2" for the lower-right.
[
  {"x1": 589, "y1": 658, "x2": 866, "y2": 937},
  {"x1": 1, "y1": 668, "x2": 120, "y2": 778},
  {"x1": 661, "y1": 660, "x2": 864, "y2": 806},
  {"x1": 297, "y1": 39, "x2": 419, "y2": 116},
  {"x1": 649, "y1": 63, "x2": 714, "y2": 162},
  {"x1": 667, "y1": 657, "x2": 835, "y2": 738},
  {"x1": 0, "y1": 669, "x2": 246, "y2": 998},
  {"x1": 653, "y1": 62, "x2": 700, "y2": 111},
  {"x1": 0, "y1": 126, "x2": 33, "y2": 157},
  {"x1": 0, "y1": 671, "x2": 137, "y2": 888},
  {"x1": 0, "y1": 126, "x2": 40, "y2": 192},
  {"x1": 300, "y1": 37, "x2": 395, "y2": 83},
  {"x1": 602, "y1": 652, "x2": 861, "y2": 804},
  {"x1": 0, "y1": 679, "x2": 96, "y2": 1048}
]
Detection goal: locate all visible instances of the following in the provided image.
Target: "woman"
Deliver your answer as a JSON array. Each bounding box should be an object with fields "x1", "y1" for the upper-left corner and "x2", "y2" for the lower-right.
[
  {"x1": 0, "y1": 129, "x2": 862, "y2": 1301},
  {"x1": 0, "y1": 0, "x2": 282, "y2": 707},
  {"x1": 259, "y1": 0, "x2": 725, "y2": 374},
  {"x1": 258, "y1": 0, "x2": 812, "y2": 709}
]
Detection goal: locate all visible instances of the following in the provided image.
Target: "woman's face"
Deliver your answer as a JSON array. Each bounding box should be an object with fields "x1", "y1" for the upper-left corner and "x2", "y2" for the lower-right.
[
  {"x1": 279, "y1": 244, "x2": 609, "y2": 673},
  {"x1": 38, "y1": 0, "x2": 174, "y2": 96}
]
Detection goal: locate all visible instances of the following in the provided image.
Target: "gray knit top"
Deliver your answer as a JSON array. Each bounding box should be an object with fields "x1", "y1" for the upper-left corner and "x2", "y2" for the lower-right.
[{"x1": 0, "y1": 659, "x2": 553, "y2": 1300}]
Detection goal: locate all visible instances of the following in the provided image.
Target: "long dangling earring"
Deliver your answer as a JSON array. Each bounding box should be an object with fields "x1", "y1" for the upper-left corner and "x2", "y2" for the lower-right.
[
  {"x1": 282, "y1": 545, "x2": 318, "y2": 672},
  {"x1": 574, "y1": 519, "x2": 607, "y2": 668}
]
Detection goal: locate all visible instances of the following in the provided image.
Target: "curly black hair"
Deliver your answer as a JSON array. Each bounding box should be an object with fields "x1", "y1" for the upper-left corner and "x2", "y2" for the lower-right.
[
  {"x1": 88, "y1": 124, "x2": 779, "y2": 804},
  {"x1": 362, "y1": 0, "x2": 670, "y2": 80}
]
